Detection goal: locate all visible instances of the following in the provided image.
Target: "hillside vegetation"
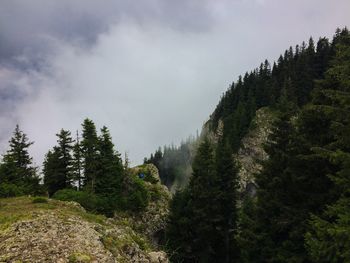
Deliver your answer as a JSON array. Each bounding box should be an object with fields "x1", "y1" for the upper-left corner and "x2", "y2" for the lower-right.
[
  {"x1": 164, "y1": 28, "x2": 350, "y2": 262},
  {"x1": 0, "y1": 187, "x2": 169, "y2": 262}
]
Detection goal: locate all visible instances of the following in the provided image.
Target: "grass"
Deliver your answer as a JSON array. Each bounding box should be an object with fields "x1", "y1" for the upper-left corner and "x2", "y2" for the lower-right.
[
  {"x1": 32, "y1": 197, "x2": 48, "y2": 203},
  {"x1": 68, "y1": 252, "x2": 92, "y2": 263},
  {"x1": 0, "y1": 196, "x2": 155, "y2": 262},
  {"x1": 0, "y1": 196, "x2": 107, "y2": 231}
]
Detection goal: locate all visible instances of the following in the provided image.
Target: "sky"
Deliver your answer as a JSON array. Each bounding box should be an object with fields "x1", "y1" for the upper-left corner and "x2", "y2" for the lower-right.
[{"x1": 0, "y1": 0, "x2": 349, "y2": 167}]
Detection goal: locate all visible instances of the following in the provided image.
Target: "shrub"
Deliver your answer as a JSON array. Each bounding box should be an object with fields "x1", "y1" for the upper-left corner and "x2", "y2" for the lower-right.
[
  {"x1": 68, "y1": 252, "x2": 91, "y2": 263},
  {"x1": 52, "y1": 189, "x2": 97, "y2": 212},
  {"x1": 0, "y1": 183, "x2": 24, "y2": 198},
  {"x1": 137, "y1": 165, "x2": 159, "y2": 184},
  {"x1": 122, "y1": 177, "x2": 150, "y2": 212},
  {"x1": 32, "y1": 197, "x2": 48, "y2": 203}
]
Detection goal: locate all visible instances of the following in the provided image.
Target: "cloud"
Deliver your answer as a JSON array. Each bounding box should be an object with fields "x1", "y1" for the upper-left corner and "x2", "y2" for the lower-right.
[{"x1": 0, "y1": 0, "x2": 349, "y2": 167}]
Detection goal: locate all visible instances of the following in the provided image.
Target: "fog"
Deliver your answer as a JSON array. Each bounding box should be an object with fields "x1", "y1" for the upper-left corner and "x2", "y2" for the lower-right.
[{"x1": 0, "y1": 0, "x2": 349, "y2": 166}]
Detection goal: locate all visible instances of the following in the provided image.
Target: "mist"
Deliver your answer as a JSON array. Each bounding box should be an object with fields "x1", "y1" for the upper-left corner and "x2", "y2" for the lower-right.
[{"x1": 0, "y1": 0, "x2": 349, "y2": 166}]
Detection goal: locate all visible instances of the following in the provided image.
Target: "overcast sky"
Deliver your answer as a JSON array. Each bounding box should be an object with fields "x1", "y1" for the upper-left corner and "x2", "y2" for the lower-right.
[{"x1": 0, "y1": 0, "x2": 349, "y2": 166}]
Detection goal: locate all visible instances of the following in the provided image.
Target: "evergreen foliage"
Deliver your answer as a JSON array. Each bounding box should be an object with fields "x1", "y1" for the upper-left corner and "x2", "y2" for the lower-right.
[
  {"x1": 304, "y1": 28, "x2": 350, "y2": 262},
  {"x1": 42, "y1": 119, "x2": 150, "y2": 216},
  {"x1": 166, "y1": 138, "x2": 239, "y2": 262},
  {"x1": 0, "y1": 125, "x2": 40, "y2": 196},
  {"x1": 166, "y1": 28, "x2": 350, "y2": 263},
  {"x1": 145, "y1": 136, "x2": 198, "y2": 189},
  {"x1": 81, "y1": 118, "x2": 100, "y2": 192}
]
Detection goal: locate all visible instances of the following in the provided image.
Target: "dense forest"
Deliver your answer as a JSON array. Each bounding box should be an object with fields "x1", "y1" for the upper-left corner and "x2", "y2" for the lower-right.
[
  {"x1": 164, "y1": 28, "x2": 350, "y2": 262},
  {"x1": 0, "y1": 27, "x2": 349, "y2": 262},
  {"x1": 146, "y1": 27, "x2": 337, "y2": 191}
]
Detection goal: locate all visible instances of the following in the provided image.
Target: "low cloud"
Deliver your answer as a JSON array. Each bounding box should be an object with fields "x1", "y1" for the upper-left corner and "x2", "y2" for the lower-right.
[{"x1": 0, "y1": 0, "x2": 349, "y2": 166}]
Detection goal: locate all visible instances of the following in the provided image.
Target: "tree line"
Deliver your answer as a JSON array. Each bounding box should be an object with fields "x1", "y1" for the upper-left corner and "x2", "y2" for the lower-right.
[
  {"x1": 165, "y1": 28, "x2": 350, "y2": 262},
  {"x1": 0, "y1": 119, "x2": 150, "y2": 216},
  {"x1": 144, "y1": 135, "x2": 198, "y2": 190}
]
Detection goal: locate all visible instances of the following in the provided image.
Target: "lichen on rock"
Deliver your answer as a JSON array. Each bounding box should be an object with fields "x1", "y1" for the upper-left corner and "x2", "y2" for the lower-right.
[
  {"x1": 0, "y1": 197, "x2": 169, "y2": 263},
  {"x1": 235, "y1": 107, "x2": 276, "y2": 196}
]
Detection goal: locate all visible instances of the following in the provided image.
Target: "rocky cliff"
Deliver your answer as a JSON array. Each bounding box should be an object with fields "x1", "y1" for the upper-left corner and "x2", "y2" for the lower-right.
[
  {"x1": 0, "y1": 165, "x2": 170, "y2": 263},
  {"x1": 235, "y1": 107, "x2": 276, "y2": 196},
  {"x1": 202, "y1": 107, "x2": 276, "y2": 197}
]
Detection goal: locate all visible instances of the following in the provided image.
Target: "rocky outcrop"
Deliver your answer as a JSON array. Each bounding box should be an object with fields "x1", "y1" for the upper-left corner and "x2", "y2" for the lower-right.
[
  {"x1": 235, "y1": 107, "x2": 276, "y2": 196},
  {"x1": 0, "y1": 197, "x2": 169, "y2": 263},
  {"x1": 0, "y1": 211, "x2": 115, "y2": 263},
  {"x1": 125, "y1": 164, "x2": 171, "y2": 247}
]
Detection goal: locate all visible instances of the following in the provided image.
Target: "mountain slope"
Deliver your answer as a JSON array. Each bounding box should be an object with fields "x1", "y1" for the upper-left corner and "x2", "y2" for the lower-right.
[{"x1": 0, "y1": 196, "x2": 169, "y2": 263}]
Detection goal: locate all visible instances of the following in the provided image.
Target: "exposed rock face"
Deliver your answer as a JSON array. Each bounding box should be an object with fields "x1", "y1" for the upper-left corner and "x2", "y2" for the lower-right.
[
  {"x1": 125, "y1": 164, "x2": 171, "y2": 248},
  {"x1": 148, "y1": 252, "x2": 168, "y2": 263},
  {"x1": 202, "y1": 107, "x2": 275, "y2": 197},
  {"x1": 201, "y1": 118, "x2": 224, "y2": 145},
  {"x1": 0, "y1": 211, "x2": 115, "y2": 263},
  {"x1": 235, "y1": 107, "x2": 276, "y2": 196},
  {"x1": 0, "y1": 197, "x2": 169, "y2": 263}
]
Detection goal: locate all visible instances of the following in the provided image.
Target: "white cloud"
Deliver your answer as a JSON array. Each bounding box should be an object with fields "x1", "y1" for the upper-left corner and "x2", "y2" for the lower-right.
[{"x1": 0, "y1": 0, "x2": 349, "y2": 168}]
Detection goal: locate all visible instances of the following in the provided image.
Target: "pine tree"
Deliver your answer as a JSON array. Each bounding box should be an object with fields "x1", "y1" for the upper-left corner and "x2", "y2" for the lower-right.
[
  {"x1": 215, "y1": 139, "x2": 240, "y2": 263},
  {"x1": 166, "y1": 188, "x2": 194, "y2": 262},
  {"x1": 56, "y1": 129, "x2": 74, "y2": 188},
  {"x1": 43, "y1": 129, "x2": 74, "y2": 196},
  {"x1": 166, "y1": 138, "x2": 240, "y2": 262},
  {"x1": 81, "y1": 119, "x2": 99, "y2": 192},
  {"x1": 43, "y1": 147, "x2": 65, "y2": 197},
  {"x1": 304, "y1": 28, "x2": 350, "y2": 262},
  {"x1": 72, "y1": 130, "x2": 83, "y2": 190},
  {"x1": 95, "y1": 126, "x2": 123, "y2": 196},
  {"x1": 0, "y1": 125, "x2": 39, "y2": 195}
]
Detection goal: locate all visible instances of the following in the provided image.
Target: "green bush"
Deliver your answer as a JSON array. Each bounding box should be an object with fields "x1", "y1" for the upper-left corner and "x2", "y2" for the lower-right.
[
  {"x1": 149, "y1": 185, "x2": 163, "y2": 201},
  {"x1": 144, "y1": 173, "x2": 158, "y2": 184},
  {"x1": 123, "y1": 177, "x2": 150, "y2": 212},
  {"x1": 137, "y1": 166, "x2": 159, "y2": 184},
  {"x1": 68, "y1": 252, "x2": 91, "y2": 263},
  {"x1": 0, "y1": 183, "x2": 24, "y2": 198},
  {"x1": 53, "y1": 189, "x2": 97, "y2": 212},
  {"x1": 32, "y1": 197, "x2": 48, "y2": 203}
]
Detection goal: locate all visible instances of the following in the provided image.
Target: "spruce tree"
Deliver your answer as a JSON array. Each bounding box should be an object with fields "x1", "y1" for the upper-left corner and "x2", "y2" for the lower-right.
[
  {"x1": 81, "y1": 119, "x2": 99, "y2": 192},
  {"x1": 94, "y1": 126, "x2": 124, "y2": 215},
  {"x1": 0, "y1": 125, "x2": 39, "y2": 195},
  {"x1": 72, "y1": 130, "x2": 83, "y2": 190},
  {"x1": 56, "y1": 129, "x2": 74, "y2": 187},
  {"x1": 167, "y1": 139, "x2": 236, "y2": 262},
  {"x1": 215, "y1": 139, "x2": 239, "y2": 263},
  {"x1": 43, "y1": 129, "x2": 74, "y2": 196},
  {"x1": 95, "y1": 126, "x2": 123, "y2": 195},
  {"x1": 43, "y1": 147, "x2": 65, "y2": 197},
  {"x1": 304, "y1": 28, "x2": 350, "y2": 262}
]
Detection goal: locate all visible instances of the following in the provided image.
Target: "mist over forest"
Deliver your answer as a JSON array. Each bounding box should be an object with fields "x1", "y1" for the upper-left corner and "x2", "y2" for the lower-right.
[{"x1": 1, "y1": 1, "x2": 350, "y2": 262}]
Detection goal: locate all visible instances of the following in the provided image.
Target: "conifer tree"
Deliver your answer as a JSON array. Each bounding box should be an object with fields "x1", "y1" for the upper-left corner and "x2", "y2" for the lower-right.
[
  {"x1": 166, "y1": 188, "x2": 194, "y2": 262},
  {"x1": 43, "y1": 147, "x2": 65, "y2": 197},
  {"x1": 304, "y1": 28, "x2": 350, "y2": 262},
  {"x1": 72, "y1": 130, "x2": 83, "y2": 190},
  {"x1": 81, "y1": 119, "x2": 99, "y2": 192},
  {"x1": 215, "y1": 139, "x2": 240, "y2": 263},
  {"x1": 56, "y1": 129, "x2": 74, "y2": 187},
  {"x1": 0, "y1": 125, "x2": 39, "y2": 194},
  {"x1": 167, "y1": 139, "x2": 240, "y2": 262},
  {"x1": 95, "y1": 126, "x2": 124, "y2": 195},
  {"x1": 43, "y1": 129, "x2": 74, "y2": 196}
]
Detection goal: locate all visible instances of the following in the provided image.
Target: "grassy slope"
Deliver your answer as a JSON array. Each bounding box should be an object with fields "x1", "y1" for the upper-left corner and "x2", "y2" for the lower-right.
[{"x1": 0, "y1": 196, "x2": 155, "y2": 263}]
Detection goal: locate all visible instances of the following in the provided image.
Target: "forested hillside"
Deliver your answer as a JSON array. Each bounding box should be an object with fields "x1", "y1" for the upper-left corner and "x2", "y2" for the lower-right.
[
  {"x1": 165, "y1": 28, "x2": 350, "y2": 262},
  {"x1": 146, "y1": 28, "x2": 337, "y2": 192},
  {"x1": 0, "y1": 26, "x2": 349, "y2": 263}
]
